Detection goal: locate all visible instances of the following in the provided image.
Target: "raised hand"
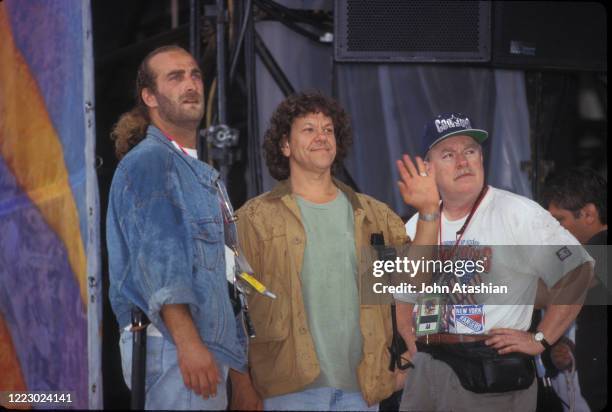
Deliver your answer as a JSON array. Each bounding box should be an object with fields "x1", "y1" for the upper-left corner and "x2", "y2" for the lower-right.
[{"x1": 396, "y1": 154, "x2": 439, "y2": 213}]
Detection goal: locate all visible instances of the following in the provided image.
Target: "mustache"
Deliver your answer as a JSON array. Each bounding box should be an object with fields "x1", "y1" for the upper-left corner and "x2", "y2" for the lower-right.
[
  {"x1": 454, "y1": 168, "x2": 474, "y2": 179},
  {"x1": 180, "y1": 91, "x2": 202, "y2": 103}
]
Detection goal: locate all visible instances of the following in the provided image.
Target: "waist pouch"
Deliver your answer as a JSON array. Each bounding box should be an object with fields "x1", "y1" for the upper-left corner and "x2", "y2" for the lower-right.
[{"x1": 418, "y1": 340, "x2": 535, "y2": 393}]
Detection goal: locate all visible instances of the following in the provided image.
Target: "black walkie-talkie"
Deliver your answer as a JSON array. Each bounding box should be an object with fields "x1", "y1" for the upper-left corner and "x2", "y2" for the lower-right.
[{"x1": 370, "y1": 233, "x2": 412, "y2": 372}]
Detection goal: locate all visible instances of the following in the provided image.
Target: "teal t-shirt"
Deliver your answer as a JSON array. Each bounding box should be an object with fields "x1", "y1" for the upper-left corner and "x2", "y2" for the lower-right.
[{"x1": 296, "y1": 190, "x2": 362, "y2": 392}]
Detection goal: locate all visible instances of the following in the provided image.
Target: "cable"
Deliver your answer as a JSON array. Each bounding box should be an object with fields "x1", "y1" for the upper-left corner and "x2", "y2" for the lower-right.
[
  {"x1": 254, "y1": 0, "x2": 329, "y2": 44},
  {"x1": 229, "y1": 0, "x2": 252, "y2": 85},
  {"x1": 257, "y1": 0, "x2": 331, "y2": 30},
  {"x1": 254, "y1": 30, "x2": 295, "y2": 97},
  {"x1": 206, "y1": 78, "x2": 217, "y2": 125}
]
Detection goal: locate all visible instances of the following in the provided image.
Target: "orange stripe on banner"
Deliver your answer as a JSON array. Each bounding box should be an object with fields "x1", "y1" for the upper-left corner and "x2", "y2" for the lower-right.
[
  {"x1": 0, "y1": 4, "x2": 87, "y2": 305},
  {"x1": 0, "y1": 312, "x2": 31, "y2": 409}
]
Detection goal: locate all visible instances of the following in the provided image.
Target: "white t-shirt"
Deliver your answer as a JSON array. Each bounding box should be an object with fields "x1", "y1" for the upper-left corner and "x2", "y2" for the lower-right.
[
  {"x1": 396, "y1": 186, "x2": 593, "y2": 333},
  {"x1": 171, "y1": 141, "x2": 198, "y2": 159}
]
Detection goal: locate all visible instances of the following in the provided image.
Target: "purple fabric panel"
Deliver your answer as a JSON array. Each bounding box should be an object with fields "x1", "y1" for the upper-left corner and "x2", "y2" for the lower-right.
[
  {"x1": 4, "y1": 0, "x2": 89, "y2": 258},
  {"x1": 0, "y1": 157, "x2": 87, "y2": 409}
]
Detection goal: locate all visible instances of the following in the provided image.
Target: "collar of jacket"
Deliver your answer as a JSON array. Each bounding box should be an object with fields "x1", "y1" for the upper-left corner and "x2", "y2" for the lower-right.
[
  {"x1": 147, "y1": 124, "x2": 220, "y2": 187},
  {"x1": 265, "y1": 178, "x2": 369, "y2": 219}
]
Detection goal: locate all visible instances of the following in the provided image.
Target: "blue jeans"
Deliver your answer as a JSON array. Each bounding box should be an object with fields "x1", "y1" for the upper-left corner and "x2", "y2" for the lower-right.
[
  {"x1": 119, "y1": 328, "x2": 229, "y2": 410},
  {"x1": 263, "y1": 387, "x2": 379, "y2": 411}
]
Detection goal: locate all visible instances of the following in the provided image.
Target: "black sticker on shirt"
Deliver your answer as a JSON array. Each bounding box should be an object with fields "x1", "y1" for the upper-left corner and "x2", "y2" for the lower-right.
[{"x1": 556, "y1": 246, "x2": 572, "y2": 261}]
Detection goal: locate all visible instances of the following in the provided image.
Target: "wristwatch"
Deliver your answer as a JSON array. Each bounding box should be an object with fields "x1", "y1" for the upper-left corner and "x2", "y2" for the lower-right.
[
  {"x1": 419, "y1": 211, "x2": 440, "y2": 222},
  {"x1": 534, "y1": 331, "x2": 551, "y2": 350}
]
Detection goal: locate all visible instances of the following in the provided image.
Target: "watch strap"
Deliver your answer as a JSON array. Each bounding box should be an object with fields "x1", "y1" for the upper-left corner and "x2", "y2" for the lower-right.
[
  {"x1": 535, "y1": 331, "x2": 552, "y2": 350},
  {"x1": 419, "y1": 211, "x2": 440, "y2": 222}
]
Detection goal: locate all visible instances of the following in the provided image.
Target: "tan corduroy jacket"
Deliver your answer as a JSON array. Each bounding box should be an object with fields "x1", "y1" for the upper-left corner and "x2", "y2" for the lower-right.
[{"x1": 235, "y1": 179, "x2": 409, "y2": 405}]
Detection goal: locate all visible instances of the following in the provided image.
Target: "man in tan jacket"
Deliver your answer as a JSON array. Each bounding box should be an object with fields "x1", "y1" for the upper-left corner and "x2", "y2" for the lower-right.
[{"x1": 230, "y1": 91, "x2": 439, "y2": 410}]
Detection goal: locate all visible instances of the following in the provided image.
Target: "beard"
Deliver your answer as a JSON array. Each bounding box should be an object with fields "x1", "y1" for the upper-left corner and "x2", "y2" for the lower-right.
[{"x1": 155, "y1": 90, "x2": 204, "y2": 128}]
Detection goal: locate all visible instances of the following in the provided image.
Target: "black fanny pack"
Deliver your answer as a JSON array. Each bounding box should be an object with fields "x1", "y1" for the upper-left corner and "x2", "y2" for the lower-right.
[{"x1": 418, "y1": 341, "x2": 535, "y2": 393}]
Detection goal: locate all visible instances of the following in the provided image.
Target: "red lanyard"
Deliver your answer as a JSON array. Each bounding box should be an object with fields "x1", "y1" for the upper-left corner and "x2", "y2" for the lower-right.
[
  {"x1": 439, "y1": 185, "x2": 489, "y2": 257},
  {"x1": 162, "y1": 133, "x2": 190, "y2": 156}
]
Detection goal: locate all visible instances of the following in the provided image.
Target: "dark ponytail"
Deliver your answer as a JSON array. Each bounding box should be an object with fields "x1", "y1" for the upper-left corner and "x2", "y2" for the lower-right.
[{"x1": 110, "y1": 106, "x2": 150, "y2": 160}]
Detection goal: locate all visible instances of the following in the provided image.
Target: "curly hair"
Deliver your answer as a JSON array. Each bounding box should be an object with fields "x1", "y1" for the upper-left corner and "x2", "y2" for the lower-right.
[
  {"x1": 110, "y1": 45, "x2": 188, "y2": 160},
  {"x1": 262, "y1": 91, "x2": 353, "y2": 181},
  {"x1": 542, "y1": 167, "x2": 607, "y2": 224}
]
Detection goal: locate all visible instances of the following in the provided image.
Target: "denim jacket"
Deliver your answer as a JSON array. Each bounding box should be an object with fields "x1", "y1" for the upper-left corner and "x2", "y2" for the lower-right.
[{"x1": 107, "y1": 125, "x2": 247, "y2": 372}]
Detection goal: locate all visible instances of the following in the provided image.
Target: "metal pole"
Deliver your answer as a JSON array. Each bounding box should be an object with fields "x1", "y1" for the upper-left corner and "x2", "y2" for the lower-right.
[
  {"x1": 229, "y1": 0, "x2": 252, "y2": 85},
  {"x1": 189, "y1": 0, "x2": 201, "y2": 63},
  {"x1": 171, "y1": 0, "x2": 179, "y2": 29},
  {"x1": 533, "y1": 72, "x2": 542, "y2": 201},
  {"x1": 245, "y1": 3, "x2": 263, "y2": 196},
  {"x1": 217, "y1": 0, "x2": 227, "y2": 125},
  {"x1": 190, "y1": 0, "x2": 207, "y2": 162}
]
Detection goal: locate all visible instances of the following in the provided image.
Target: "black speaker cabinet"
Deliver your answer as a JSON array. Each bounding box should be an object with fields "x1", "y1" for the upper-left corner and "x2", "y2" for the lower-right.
[
  {"x1": 492, "y1": 1, "x2": 606, "y2": 71},
  {"x1": 334, "y1": 0, "x2": 491, "y2": 62}
]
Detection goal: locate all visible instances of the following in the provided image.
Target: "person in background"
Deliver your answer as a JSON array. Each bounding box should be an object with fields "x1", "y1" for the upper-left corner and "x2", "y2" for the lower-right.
[{"x1": 542, "y1": 167, "x2": 608, "y2": 411}]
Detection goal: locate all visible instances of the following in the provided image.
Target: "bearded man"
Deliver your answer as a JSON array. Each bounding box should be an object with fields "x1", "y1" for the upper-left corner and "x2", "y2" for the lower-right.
[{"x1": 106, "y1": 46, "x2": 247, "y2": 410}]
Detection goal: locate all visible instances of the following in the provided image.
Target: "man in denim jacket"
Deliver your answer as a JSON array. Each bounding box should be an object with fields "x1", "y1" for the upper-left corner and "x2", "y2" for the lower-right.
[{"x1": 106, "y1": 46, "x2": 247, "y2": 410}]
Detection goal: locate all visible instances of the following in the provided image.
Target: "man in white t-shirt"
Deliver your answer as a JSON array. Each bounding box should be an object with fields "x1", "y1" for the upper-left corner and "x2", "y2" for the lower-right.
[{"x1": 395, "y1": 112, "x2": 594, "y2": 411}]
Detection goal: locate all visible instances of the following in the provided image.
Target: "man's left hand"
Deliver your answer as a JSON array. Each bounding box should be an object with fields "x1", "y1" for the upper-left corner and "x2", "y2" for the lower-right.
[
  {"x1": 396, "y1": 154, "x2": 439, "y2": 212},
  {"x1": 485, "y1": 328, "x2": 545, "y2": 355}
]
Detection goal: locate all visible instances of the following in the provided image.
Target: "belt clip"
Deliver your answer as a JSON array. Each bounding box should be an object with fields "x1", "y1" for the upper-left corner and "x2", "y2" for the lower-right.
[{"x1": 131, "y1": 307, "x2": 150, "y2": 332}]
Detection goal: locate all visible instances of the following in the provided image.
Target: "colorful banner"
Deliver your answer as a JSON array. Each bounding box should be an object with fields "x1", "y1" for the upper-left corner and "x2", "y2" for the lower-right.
[{"x1": 0, "y1": 0, "x2": 101, "y2": 409}]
